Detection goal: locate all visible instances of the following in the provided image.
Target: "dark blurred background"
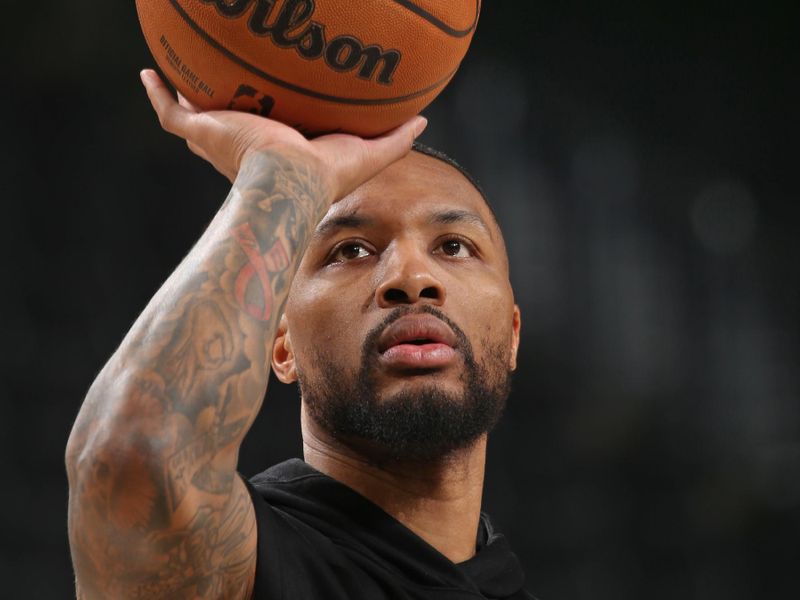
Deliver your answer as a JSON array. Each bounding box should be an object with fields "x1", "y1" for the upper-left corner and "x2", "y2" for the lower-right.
[{"x1": 2, "y1": 1, "x2": 798, "y2": 598}]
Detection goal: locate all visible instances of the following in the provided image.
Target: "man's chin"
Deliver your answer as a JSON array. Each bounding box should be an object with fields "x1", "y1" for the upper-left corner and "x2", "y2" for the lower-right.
[
  {"x1": 299, "y1": 334, "x2": 511, "y2": 464},
  {"x1": 372, "y1": 374, "x2": 466, "y2": 403},
  {"x1": 321, "y1": 381, "x2": 504, "y2": 462},
  {"x1": 334, "y1": 429, "x2": 486, "y2": 464}
]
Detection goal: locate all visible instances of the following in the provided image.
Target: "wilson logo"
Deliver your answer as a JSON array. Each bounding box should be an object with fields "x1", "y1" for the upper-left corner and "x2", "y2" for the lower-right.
[{"x1": 199, "y1": 0, "x2": 402, "y2": 85}]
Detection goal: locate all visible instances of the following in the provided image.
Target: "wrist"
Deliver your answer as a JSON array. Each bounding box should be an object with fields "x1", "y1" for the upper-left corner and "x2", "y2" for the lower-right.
[{"x1": 235, "y1": 147, "x2": 333, "y2": 212}]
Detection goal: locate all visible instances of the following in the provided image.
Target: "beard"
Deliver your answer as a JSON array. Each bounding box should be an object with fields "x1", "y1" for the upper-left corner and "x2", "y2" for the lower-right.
[{"x1": 297, "y1": 305, "x2": 513, "y2": 462}]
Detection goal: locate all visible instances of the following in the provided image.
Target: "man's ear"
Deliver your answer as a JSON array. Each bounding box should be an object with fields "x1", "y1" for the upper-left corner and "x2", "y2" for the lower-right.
[
  {"x1": 509, "y1": 305, "x2": 521, "y2": 371},
  {"x1": 272, "y1": 314, "x2": 298, "y2": 384}
]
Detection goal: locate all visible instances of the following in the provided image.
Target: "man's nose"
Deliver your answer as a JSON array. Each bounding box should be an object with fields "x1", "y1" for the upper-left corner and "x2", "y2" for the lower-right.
[{"x1": 375, "y1": 242, "x2": 446, "y2": 307}]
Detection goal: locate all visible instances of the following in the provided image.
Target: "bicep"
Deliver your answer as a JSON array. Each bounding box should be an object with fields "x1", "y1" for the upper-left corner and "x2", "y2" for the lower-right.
[
  {"x1": 137, "y1": 476, "x2": 258, "y2": 599},
  {"x1": 211, "y1": 476, "x2": 258, "y2": 599},
  {"x1": 70, "y1": 470, "x2": 257, "y2": 600}
]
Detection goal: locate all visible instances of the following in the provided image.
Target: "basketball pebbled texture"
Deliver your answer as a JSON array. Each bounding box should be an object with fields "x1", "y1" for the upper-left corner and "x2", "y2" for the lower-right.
[{"x1": 136, "y1": 0, "x2": 481, "y2": 136}]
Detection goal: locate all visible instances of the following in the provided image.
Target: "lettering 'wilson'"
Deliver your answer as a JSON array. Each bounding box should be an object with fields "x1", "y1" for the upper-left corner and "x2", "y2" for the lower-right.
[{"x1": 199, "y1": 0, "x2": 402, "y2": 84}]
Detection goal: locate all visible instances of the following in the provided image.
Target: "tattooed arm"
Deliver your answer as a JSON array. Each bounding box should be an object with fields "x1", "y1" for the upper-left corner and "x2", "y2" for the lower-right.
[
  {"x1": 65, "y1": 71, "x2": 426, "y2": 599},
  {"x1": 65, "y1": 151, "x2": 326, "y2": 599}
]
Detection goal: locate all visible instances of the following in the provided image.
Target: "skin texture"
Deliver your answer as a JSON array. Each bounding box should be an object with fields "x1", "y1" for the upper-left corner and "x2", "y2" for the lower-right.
[{"x1": 65, "y1": 69, "x2": 517, "y2": 599}]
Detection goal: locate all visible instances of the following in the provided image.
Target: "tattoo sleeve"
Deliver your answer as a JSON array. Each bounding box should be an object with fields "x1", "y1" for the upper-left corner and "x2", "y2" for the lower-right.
[{"x1": 66, "y1": 151, "x2": 329, "y2": 599}]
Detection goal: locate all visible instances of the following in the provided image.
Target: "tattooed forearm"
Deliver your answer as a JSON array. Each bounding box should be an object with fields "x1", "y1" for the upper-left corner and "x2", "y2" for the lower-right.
[{"x1": 66, "y1": 150, "x2": 329, "y2": 599}]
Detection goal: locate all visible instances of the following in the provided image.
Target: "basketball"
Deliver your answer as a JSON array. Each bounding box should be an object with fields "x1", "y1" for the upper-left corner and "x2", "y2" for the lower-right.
[{"x1": 136, "y1": 0, "x2": 481, "y2": 137}]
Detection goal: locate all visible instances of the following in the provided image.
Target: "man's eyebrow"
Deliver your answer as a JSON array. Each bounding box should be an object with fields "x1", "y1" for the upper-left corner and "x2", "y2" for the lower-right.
[
  {"x1": 314, "y1": 213, "x2": 375, "y2": 238},
  {"x1": 429, "y1": 209, "x2": 494, "y2": 239}
]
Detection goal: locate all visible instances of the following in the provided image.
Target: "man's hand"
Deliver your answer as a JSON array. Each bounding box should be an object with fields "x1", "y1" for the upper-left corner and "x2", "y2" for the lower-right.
[{"x1": 140, "y1": 69, "x2": 427, "y2": 201}]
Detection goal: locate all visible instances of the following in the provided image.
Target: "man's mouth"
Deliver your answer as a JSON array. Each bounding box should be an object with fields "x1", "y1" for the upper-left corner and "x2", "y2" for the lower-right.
[{"x1": 377, "y1": 314, "x2": 459, "y2": 370}]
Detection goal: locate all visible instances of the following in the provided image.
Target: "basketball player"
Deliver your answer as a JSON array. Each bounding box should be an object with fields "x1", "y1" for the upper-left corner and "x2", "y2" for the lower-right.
[{"x1": 65, "y1": 70, "x2": 533, "y2": 599}]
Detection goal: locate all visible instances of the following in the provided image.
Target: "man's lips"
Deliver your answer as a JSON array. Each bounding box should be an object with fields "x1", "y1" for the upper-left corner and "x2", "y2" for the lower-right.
[{"x1": 377, "y1": 315, "x2": 458, "y2": 370}]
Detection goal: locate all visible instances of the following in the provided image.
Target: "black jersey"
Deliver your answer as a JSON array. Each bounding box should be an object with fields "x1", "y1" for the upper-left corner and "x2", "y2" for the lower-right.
[{"x1": 244, "y1": 459, "x2": 535, "y2": 599}]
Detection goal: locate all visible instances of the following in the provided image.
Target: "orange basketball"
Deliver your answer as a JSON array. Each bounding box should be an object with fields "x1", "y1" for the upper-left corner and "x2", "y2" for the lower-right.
[{"x1": 136, "y1": 0, "x2": 481, "y2": 136}]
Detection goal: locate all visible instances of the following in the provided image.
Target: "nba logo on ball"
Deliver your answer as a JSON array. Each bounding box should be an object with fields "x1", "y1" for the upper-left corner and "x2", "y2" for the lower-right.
[
  {"x1": 228, "y1": 84, "x2": 276, "y2": 118},
  {"x1": 137, "y1": 0, "x2": 481, "y2": 136}
]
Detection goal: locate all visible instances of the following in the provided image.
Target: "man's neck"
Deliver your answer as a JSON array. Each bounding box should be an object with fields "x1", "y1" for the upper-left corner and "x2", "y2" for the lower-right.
[{"x1": 300, "y1": 407, "x2": 487, "y2": 564}]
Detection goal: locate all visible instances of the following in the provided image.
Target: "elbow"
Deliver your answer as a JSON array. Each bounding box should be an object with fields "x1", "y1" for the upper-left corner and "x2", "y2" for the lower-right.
[{"x1": 66, "y1": 370, "x2": 167, "y2": 489}]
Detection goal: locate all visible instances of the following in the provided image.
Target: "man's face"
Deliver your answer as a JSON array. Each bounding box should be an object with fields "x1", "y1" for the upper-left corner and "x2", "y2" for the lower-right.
[{"x1": 274, "y1": 151, "x2": 521, "y2": 461}]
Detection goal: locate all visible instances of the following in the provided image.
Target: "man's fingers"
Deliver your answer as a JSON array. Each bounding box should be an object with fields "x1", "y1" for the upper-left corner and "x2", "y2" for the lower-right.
[
  {"x1": 140, "y1": 69, "x2": 192, "y2": 137},
  {"x1": 364, "y1": 116, "x2": 428, "y2": 171},
  {"x1": 315, "y1": 116, "x2": 428, "y2": 199}
]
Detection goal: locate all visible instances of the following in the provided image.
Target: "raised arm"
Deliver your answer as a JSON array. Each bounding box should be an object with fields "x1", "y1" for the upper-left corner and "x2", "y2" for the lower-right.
[{"x1": 65, "y1": 70, "x2": 426, "y2": 600}]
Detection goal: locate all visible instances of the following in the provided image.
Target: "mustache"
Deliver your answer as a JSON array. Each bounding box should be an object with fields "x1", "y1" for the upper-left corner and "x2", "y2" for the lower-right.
[{"x1": 361, "y1": 305, "x2": 473, "y2": 360}]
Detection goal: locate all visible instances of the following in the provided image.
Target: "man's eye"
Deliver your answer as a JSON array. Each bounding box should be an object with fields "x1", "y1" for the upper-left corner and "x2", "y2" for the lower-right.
[
  {"x1": 330, "y1": 242, "x2": 372, "y2": 263},
  {"x1": 440, "y1": 239, "x2": 473, "y2": 258}
]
